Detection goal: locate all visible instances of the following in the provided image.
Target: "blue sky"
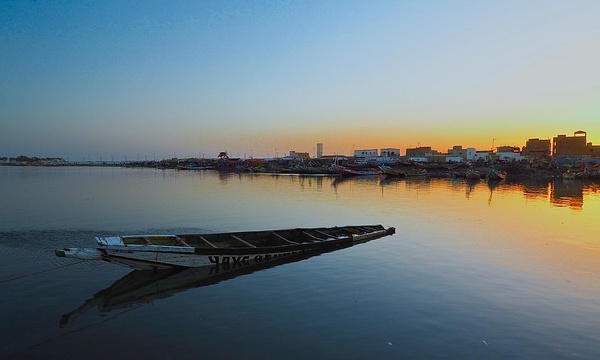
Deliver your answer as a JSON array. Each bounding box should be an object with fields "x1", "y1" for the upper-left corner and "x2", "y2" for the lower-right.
[{"x1": 1, "y1": 0, "x2": 599, "y2": 159}]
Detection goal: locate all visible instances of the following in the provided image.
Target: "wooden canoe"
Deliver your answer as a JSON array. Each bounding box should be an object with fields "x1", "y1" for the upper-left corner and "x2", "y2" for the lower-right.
[{"x1": 56, "y1": 225, "x2": 395, "y2": 270}]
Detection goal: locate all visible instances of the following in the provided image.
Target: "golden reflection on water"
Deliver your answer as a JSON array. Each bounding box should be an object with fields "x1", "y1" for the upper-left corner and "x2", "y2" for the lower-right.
[
  {"x1": 2, "y1": 167, "x2": 599, "y2": 298},
  {"x1": 333, "y1": 175, "x2": 600, "y2": 298}
]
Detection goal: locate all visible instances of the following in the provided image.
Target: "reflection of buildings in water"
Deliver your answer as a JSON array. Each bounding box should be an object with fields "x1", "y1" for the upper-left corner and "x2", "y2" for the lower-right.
[
  {"x1": 331, "y1": 175, "x2": 353, "y2": 189},
  {"x1": 379, "y1": 176, "x2": 404, "y2": 187},
  {"x1": 378, "y1": 177, "x2": 404, "y2": 196},
  {"x1": 332, "y1": 175, "x2": 382, "y2": 189},
  {"x1": 218, "y1": 170, "x2": 234, "y2": 183},
  {"x1": 464, "y1": 178, "x2": 479, "y2": 198},
  {"x1": 485, "y1": 179, "x2": 506, "y2": 204},
  {"x1": 446, "y1": 178, "x2": 467, "y2": 196},
  {"x1": 404, "y1": 177, "x2": 431, "y2": 190},
  {"x1": 550, "y1": 180, "x2": 584, "y2": 209},
  {"x1": 300, "y1": 175, "x2": 323, "y2": 190},
  {"x1": 519, "y1": 179, "x2": 551, "y2": 201},
  {"x1": 483, "y1": 179, "x2": 550, "y2": 203},
  {"x1": 328, "y1": 176, "x2": 594, "y2": 209},
  {"x1": 373, "y1": 176, "x2": 432, "y2": 198},
  {"x1": 586, "y1": 183, "x2": 600, "y2": 195}
]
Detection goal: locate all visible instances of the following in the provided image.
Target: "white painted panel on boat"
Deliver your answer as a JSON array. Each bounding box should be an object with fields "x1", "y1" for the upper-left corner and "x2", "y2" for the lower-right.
[{"x1": 96, "y1": 236, "x2": 123, "y2": 246}]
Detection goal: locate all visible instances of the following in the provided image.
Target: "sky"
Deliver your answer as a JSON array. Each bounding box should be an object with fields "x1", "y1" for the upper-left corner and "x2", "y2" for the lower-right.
[{"x1": 1, "y1": 0, "x2": 599, "y2": 160}]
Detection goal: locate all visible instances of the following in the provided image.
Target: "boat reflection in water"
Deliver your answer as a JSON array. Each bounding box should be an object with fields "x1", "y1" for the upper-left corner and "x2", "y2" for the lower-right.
[{"x1": 59, "y1": 236, "x2": 384, "y2": 327}]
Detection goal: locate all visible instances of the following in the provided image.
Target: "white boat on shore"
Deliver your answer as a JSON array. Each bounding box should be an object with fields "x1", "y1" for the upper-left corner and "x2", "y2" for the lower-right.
[{"x1": 56, "y1": 225, "x2": 395, "y2": 271}]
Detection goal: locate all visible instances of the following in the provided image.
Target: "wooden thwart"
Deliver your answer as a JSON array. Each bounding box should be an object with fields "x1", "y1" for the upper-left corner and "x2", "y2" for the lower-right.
[
  {"x1": 176, "y1": 237, "x2": 191, "y2": 247},
  {"x1": 272, "y1": 232, "x2": 300, "y2": 244},
  {"x1": 302, "y1": 231, "x2": 325, "y2": 241},
  {"x1": 314, "y1": 230, "x2": 338, "y2": 239},
  {"x1": 199, "y1": 236, "x2": 218, "y2": 248},
  {"x1": 231, "y1": 235, "x2": 257, "y2": 248}
]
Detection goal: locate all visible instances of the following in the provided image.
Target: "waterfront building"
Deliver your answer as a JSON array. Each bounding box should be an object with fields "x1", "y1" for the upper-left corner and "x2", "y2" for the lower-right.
[
  {"x1": 496, "y1": 146, "x2": 525, "y2": 162},
  {"x1": 405, "y1": 146, "x2": 441, "y2": 158},
  {"x1": 448, "y1": 146, "x2": 466, "y2": 159},
  {"x1": 447, "y1": 146, "x2": 476, "y2": 162},
  {"x1": 522, "y1": 138, "x2": 551, "y2": 159},
  {"x1": 474, "y1": 150, "x2": 493, "y2": 162},
  {"x1": 289, "y1": 151, "x2": 310, "y2": 159},
  {"x1": 553, "y1": 131, "x2": 588, "y2": 157},
  {"x1": 466, "y1": 148, "x2": 476, "y2": 161},
  {"x1": 380, "y1": 148, "x2": 400, "y2": 157},
  {"x1": 552, "y1": 130, "x2": 600, "y2": 162},
  {"x1": 406, "y1": 146, "x2": 430, "y2": 157},
  {"x1": 316, "y1": 143, "x2": 323, "y2": 158},
  {"x1": 353, "y1": 149, "x2": 378, "y2": 159}
]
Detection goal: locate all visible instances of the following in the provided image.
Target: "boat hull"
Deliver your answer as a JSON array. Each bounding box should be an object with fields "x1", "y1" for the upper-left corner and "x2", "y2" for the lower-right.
[
  {"x1": 57, "y1": 226, "x2": 395, "y2": 270},
  {"x1": 331, "y1": 164, "x2": 383, "y2": 176}
]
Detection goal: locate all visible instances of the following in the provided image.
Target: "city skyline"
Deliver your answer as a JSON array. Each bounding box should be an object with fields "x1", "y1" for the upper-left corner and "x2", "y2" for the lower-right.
[
  {"x1": 1, "y1": 127, "x2": 593, "y2": 161},
  {"x1": 2, "y1": 1, "x2": 599, "y2": 159}
]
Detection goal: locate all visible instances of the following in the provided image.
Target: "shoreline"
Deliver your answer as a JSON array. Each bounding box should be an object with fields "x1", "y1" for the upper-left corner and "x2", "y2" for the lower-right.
[{"x1": 2, "y1": 161, "x2": 597, "y2": 182}]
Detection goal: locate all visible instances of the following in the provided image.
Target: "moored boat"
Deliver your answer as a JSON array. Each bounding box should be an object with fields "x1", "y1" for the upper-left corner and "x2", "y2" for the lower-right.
[
  {"x1": 56, "y1": 225, "x2": 395, "y2": 271},
  {"x1": 331, "y1": 164, "x2": 383, "y2": 176},
  {"x1": 378, "y1": 165, "x2": 407, "y2": 177}
]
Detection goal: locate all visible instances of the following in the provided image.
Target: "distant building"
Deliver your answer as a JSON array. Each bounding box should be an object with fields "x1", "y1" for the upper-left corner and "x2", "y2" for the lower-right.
[
  {"x1": 316, "y1": 143, "x2": 323, "y2": 158},
  {"x1": 289, "y1": 151, "x2": 310, "y2": 159},
  {"x1": 380, "y1": 148, "x2": 400, "y2": 157},
  {"x1": 354, "y1": 149, "x2": 378, "y2": 158},
  {"x1": 522, "y1": 138, "x2": 551, "y2": 159},
  {"x1": 448, "y1": 145, "x2": 466, "y2": 158},
  {"x1": 406, "y1": 146, "x2": 430, "y2": 157},
  {"x1": 474, "y1": 151, "x2": 493, "y2": 162},
  {"x1": 447, "y1": 146, "x2": 476, "y2": 162},
  {"x1": 405, "y1": 146, "x2": 441, "y2": 158},
  {"x1": 589, "y1": 143, "x2": 600, "y2": 157},
  {"x1": 466, "y1": 148, "x2": 476, "y2": 161},
  {"x1": 496, "y1": 146, "x2": 520, "y2": 153},
  {"x1": 496, "y1": 146, "x2": 525, "y2": 162},
  {"x1": 553, "y1": 130, "x2": 600, "y2": 158},
  {"x1": 553, "y1": 131, "x2": 588, "y2": 157}
]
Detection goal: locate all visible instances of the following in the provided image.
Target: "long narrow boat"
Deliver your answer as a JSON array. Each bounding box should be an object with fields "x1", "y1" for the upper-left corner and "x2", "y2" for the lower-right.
[
  {"x1": 331, "y1": 164, "x2": 383, "y2": 176},
  {"x1": 378, "y1": 165, "x2": 406, "y2": 177},
  {"x1": 56, "y1": 225, "x2": 395, "y2": 271}
]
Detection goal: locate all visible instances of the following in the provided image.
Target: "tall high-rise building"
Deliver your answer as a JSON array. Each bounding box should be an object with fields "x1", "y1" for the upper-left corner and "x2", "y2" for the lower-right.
[{"x1": 316, "y1": 143, "x2": 323, "y2": 158}]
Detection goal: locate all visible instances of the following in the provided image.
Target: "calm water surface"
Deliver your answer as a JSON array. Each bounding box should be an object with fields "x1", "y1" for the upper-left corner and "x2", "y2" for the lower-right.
[{"x1": 1, "y1": 166, "x2": 599, "y2": 359}]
